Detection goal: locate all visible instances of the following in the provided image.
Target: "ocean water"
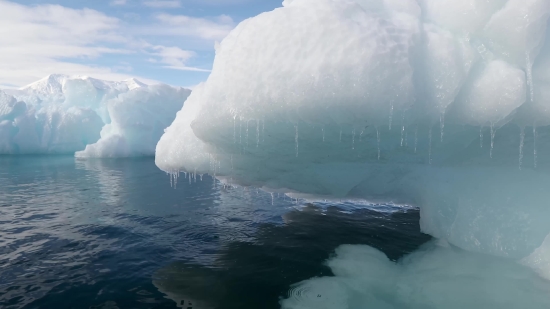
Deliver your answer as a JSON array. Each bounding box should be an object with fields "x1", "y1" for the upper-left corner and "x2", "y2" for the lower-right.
[{"x1": 0, "y1": 156, "x2": 430, "y2": 309}]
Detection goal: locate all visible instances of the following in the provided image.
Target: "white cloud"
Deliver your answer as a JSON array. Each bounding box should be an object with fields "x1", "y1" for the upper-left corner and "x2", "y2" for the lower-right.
[
  {"x1": 143, "y1": 0, "x2": 182, "y2": 8},
  {"x1": 148, "y1": 46, "x2": 211, "y2": 72},
  {"x1": 110, "y1": 0, "x2": 128, "y2": 6},
  {"x1": 0, "y1": 0, "x2": 148, "y2": 86},
  {"x1": 150, "y1": 46, "x2": 194, "y2": 66},
  {"x1": 152, "y1": 14, "x2": 235, "y2": 40},
  {"x1": 0, "y1": 0, "x2": 226, "y2": 87}
]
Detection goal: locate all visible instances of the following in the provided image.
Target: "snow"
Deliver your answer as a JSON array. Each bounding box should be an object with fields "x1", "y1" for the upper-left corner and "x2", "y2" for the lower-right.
[
  {"x1": 155, "y1": 0, "x2": 550, "y2": 287},
  {"x1": 0, "y1": 74, "x2": 190, "y2": 156}
]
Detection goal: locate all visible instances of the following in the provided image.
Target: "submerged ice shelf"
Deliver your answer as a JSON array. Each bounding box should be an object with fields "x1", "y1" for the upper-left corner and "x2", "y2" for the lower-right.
[
  {"x1": 155, "y1": 0, "x2": 550, "y2": 293},
  {"x1": 0, "y1": 74, "x2": 190, "y2": 156}
]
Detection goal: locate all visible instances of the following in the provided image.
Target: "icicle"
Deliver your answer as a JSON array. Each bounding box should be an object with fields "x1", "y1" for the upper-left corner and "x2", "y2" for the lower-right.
[
  {"x1": 414, "y1": 125, "x2": 418, "y2": 154},
  {"x1": 322, "y1": 127, "x2": 325, "y2": 142},
  {"x1": 200, "y1": 174, "x2": 203, "y2": 181},
  {"x1": 271, "y1": 193, "x2": 274, "y2": 205},
  {"x1": 428, "y1": 127, "x2": 432, "y2": 165},
  {"x1": 256, "y1": 119, "x2": 260, "y2": 148},
  {"x1": 526, "y1": 52, "x2": 534, "y2": 103},
  {"x1": 352, "y1": 128, "x2": 355, "y2": 150},
  {"x1": 440, "y1": 114, "x2": 445, "y2": 142},
  {"x1": 401, "y1": 126, "x2": 405, "y2": 147},
  {"x1": 246, "y1": 120, "x2": 249, "y2": 149},
  {"x1": 189, "y1": 172, "x2": 192, "y2": 184},
  {"x1": 295, "y1": 124, "x2": 299, "y2": 157},
  {"x1": 376, "y1": 127, "x2": 381, "y2": 160},
  {"x1": 359, "y1": 129, "x2": 364, "y2": 142},
  {"x1": 480, "y1": 126, "x2": 483, "y2": 148},
  {"x1": 519, "y1": 126, "x2": 525, "y2": 170},
  {"x1": 389, "y1": 103, "x2": 393, "y2": 130},
  {"x1": 490, "y1": 123, "x2": 495, "y2": 159},
  {"x1": 534, "y1": 124, "x2": 538, "y2": 168},
  {"x1": 339, "y1": 129, "x2": 342, "y2": 142},
  {"x1": 233, "y1": 115, "x2": 237, "y2": 143},
  {"x1": 262, "y1": 118, "x2": 265, "y2": 142}
]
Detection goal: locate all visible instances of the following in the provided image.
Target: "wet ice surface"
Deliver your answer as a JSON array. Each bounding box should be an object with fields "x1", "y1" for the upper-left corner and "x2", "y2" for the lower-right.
[{"x1": 0, "y1": 156, "x2": 429, "y2": 309}]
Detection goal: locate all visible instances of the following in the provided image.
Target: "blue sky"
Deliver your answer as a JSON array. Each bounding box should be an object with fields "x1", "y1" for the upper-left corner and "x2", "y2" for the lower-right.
[{"x1": 0, "y1": 0, "x2": 283, "y2": 88}]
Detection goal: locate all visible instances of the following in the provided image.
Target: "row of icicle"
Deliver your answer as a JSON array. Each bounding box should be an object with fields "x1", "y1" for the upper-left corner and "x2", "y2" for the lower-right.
[{"x1": 230, "y1": 114, "x2": 539, "y2": 170}]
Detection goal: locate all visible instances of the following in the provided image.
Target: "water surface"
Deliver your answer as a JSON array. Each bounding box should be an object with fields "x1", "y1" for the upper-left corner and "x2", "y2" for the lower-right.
[{"x1": 0, "y1": 156, "x2": 430, "y2": 309}]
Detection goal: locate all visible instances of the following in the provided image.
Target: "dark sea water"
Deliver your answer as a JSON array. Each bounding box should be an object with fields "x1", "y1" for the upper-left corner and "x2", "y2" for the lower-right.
[{"x1": 0, "y1": 156, "x2": 430, "y2": 309}]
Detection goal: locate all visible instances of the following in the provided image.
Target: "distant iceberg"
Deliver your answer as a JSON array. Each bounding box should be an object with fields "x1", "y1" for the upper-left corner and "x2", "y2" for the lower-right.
[
  {"x1": 155, "y1": 0, "x2": 550, "y2": 288},
  {"x1": 0, "y1": 74, "x2": 190, "y2": 156}
]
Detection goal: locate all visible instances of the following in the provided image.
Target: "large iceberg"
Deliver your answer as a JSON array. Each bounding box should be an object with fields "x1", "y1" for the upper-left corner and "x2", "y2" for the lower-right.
[
  {"x1": 155, "y1": 0, "x2": 550, "y2": 301},
  {"x1": 0, "y1": 74, "x2": 190, "y2": 156}
]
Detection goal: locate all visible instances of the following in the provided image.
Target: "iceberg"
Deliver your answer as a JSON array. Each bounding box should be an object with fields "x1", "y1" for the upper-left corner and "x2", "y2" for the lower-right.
[
  {"x1": 155, "y1": 0, "x2": 550, "y2": 294},
  {"x1": 0, "y1": 74, "x2": 190, "y2": 156}
]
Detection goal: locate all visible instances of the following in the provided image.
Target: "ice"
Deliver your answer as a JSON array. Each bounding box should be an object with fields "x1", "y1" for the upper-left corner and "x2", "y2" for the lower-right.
[
  {"x1": 76, "y1": 84, "x2": 190, "y2": 158},
  {"x1": 0, "y1": 74, "x2": 189, "y2": 156},
  {"x1": 155, "y1": 0, "x2": 550, "y2": 281},
  {"x1": 281, "y1": 241, "x2": 550, "y2": 309},
  {"x1": 0, "y1": 89, "x2": 104, "y2": 154}
]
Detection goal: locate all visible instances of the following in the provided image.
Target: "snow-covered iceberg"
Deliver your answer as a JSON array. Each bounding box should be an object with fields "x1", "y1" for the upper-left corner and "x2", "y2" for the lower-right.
[
  {"x1": 0, "y1": 74, "x2": 190, "y2": 156},
  {"x1": 155, "y1": 0, "x2": 550, "y2": 294}
]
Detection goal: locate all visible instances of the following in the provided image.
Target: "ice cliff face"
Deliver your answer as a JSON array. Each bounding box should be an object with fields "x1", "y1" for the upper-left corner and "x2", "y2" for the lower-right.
[
  {"x1": 0, "y1": 74, "x2": 190, "y2": 156},
  {"x1": 155, "y1": 0, "x2": 550, "y2": 286}
]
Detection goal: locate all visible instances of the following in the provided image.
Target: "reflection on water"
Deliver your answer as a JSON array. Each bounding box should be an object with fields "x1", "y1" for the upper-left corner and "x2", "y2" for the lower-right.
[
  {"x1": 153, "y1": 205, "x2": 431, "y2": 309},
  {"x1": 0, "y1": 156, "x2": 430, "y2": 309}
]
